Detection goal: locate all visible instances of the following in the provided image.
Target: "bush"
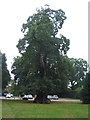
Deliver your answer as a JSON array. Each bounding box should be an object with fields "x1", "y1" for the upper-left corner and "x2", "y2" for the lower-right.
[{"x1": 81, "y1": 72, "x2": 90, "y2": 104}]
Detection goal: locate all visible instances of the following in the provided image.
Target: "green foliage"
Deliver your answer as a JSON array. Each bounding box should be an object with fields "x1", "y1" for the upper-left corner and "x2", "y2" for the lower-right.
[
  {"x1": 11, "y1": 5, "x2": 70, "y2": 101},
  {"x1": 81, "y1": 72, "x2": 90, "y2": 104},
  {"x1": 17, "y1": 5, "x2": 68, "y2": 54},
  {"x1": 70, "y1": 58, "x2": 88, "y2": 90},
  {"x1": 68, "y1": 58, "x2": 88, "y2": 99},
  {"x1": 2, "y1": 53, "x2": 11, "y2": 92},
  {"x1": 11, "y1": 6, "x2": 89, "y2": 101}
]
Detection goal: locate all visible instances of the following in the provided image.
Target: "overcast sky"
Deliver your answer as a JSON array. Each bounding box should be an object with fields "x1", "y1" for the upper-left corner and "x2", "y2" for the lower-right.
[{"x1": 0, "y1": 0, "x2": 88, "y2": 77}]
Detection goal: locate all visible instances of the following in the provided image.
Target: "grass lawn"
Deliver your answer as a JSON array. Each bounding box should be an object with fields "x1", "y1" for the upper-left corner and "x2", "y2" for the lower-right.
[{"x1": 2, "y1": 100, "x2": 88, "y2": 118}]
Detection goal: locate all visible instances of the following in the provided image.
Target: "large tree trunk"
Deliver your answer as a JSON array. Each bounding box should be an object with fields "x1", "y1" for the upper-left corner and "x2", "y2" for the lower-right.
[
  {"x1": 33, "y1": 54, "x2": 50, "y2": 104},
  {"x1": 33, "y1": 94, "x2": 51, "y2": 104},
  {"x1": 40, "y1": 54, "x2": 46, "y2": 77}
]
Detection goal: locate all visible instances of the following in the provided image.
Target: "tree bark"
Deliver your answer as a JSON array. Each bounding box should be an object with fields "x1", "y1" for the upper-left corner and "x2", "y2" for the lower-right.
[
  {"x1": 33, "y1": 94, "x2": 51, "y2": 104},
  {"x1": 33, "y1": 54, "x2": 50, "y2": 104},
  {"x1": 40, "y1": 54, "x2": 46, "y2": 77}
]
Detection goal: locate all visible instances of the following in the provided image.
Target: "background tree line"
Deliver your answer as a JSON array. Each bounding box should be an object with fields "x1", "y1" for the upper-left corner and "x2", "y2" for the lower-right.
[{"x1": 0, "y1": 52, "x2": 11, "y2": 94}]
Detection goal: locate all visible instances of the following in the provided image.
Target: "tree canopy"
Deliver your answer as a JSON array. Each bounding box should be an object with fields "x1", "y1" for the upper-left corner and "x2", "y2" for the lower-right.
[
  {"x1": 11, "y1": 5, "x2": 71, "y2": 103},
  {"x1": 2, "y1": 53, "x2": 11, "y2": 92},
  {"x1": 69, "y1": 58, "x2": 88, "y2": 90},
  {"x1": 67, "y1": 58, "x2": 88, "y2": 99},
  {"x1": 11, "y1": 5, "x2": 89, "y2": 103}
]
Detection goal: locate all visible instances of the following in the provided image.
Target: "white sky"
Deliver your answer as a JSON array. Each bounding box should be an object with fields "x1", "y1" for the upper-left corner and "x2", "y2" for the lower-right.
[{"x1": 0, "y1": 0, "x2": 89, "y2": 77}]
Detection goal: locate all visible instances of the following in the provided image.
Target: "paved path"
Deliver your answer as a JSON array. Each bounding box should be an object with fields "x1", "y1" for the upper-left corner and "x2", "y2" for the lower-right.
[
  {"x1": 52, "y1": 98, "x2": 82, "y2": 103},
  {"x1": 0, "y1": 96, "x2": 82, "y2": 103},
  {"x1": 0, "y1": 96, "x2": 21, "y2": 100}
]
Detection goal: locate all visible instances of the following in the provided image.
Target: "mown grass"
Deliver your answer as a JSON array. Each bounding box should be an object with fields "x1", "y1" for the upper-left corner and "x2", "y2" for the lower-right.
[{"x1": 2, "y1": 100, "x2": 89, "y2": 118}]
